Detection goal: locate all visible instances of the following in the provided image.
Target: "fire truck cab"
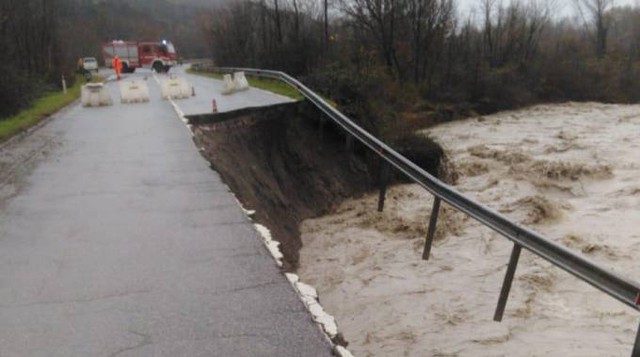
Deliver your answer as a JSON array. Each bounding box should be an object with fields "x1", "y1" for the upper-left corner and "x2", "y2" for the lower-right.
[{"x1": 103, "y1": 40, "x2": 177, "y2": 73}]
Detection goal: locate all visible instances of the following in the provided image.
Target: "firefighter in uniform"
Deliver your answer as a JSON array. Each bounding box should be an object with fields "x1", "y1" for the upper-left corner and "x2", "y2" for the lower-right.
[{"x1": 112, "y1": 55, "x2": 122, "y2": 80}]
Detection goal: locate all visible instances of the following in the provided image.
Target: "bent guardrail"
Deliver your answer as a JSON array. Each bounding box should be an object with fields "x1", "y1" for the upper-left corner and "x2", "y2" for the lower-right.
[{"x1": 198, "y1": 65, "x2": 640, "y2": 356}]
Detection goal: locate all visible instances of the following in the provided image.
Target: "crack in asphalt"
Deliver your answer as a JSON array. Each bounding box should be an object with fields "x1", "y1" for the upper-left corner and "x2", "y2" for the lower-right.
[
  {"x1": 0, "y1": 289, "x2": 153, "y2": 309},
  {"x1": 109, "y1": 330, "x2": 153, "y2": 357}
]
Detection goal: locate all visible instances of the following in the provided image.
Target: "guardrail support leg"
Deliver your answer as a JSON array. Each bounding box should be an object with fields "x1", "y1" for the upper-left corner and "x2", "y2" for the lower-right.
[
  {"x1": 494, "y1": 243, "x2": 522, "y2": 322},
  {"x1": 632, "y1": 320, "x2": 640, "y2": 357},
  {"x1": 318, "y1": 117, "x2": 325, "y2": 141},
  {"x1": 346, "y1": 135, "x2": 354, "y2": 152},
  {"x1": 422, "y1": 197, "x2": 442, "y2": 260},
  {"x1": 377, "y1": 162, "x2": 391, "y2": 212}
]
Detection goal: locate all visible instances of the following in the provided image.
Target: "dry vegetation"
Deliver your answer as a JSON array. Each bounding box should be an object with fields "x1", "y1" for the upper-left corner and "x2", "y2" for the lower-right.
[{"x1": 203, "y1": 0, "x2": 640, "y2": 140}]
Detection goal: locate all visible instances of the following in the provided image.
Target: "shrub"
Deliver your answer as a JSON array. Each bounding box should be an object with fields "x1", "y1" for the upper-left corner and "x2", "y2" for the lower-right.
[
  {"x1": 304, "y1": 63, "x2": 414, "y2": 138},
  {"x1": 0, "y1": 64, "x2": 46, "y2": 120},
  {"x1": 391, "y1": 133, "x2": 457, "y2": 184}
]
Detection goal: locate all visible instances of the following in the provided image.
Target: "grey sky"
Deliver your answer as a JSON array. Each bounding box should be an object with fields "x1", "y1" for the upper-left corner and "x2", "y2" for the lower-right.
[{"x1": 456, "y1": 0, "x2": 640, "y2": 19}]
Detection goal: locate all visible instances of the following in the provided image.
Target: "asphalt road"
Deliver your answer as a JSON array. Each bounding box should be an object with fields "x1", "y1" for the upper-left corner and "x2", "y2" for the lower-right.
[{"x1": 0, "y1": 68, "x2": 332, "y2": 356}]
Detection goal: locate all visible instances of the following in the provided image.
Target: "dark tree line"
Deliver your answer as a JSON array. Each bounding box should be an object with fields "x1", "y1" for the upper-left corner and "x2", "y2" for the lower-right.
[
  {"x1": 0, "y1": 0, "x2": 212, "y2": 120},
  {"x1": 0, "y1": 0, "x2": 60, "y2": 119},
  {"x1": 204, "y1": 0, "x2": 640, "y2": 137},
  {"x1": 201, "y1": 0, "x2": 325, "y2": 75}
]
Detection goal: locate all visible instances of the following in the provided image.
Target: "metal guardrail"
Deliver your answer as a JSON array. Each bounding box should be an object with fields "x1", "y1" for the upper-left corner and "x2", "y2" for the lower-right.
[{"x1": 198, "y1": 65, "x2": 640, "y2": 356}]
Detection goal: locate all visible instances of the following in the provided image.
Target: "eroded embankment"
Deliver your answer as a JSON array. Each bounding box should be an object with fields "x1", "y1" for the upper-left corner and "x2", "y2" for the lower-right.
[
  {"x1": 190, "y1": 101, "x2": 451, "y2": 270},
  {"x1": 190, "y1": 101, "x2": 378, "y2": 270}
]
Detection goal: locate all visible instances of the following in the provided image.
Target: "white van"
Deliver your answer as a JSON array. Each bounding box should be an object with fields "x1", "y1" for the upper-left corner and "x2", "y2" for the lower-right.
[{"x1": 83, "y1": 57, "x2": 99, "y2": 73}]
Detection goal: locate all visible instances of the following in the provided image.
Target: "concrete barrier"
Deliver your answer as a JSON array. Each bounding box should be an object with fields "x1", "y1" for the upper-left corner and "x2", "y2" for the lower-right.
[
  {"x1": 81, "y1": 83, "x2": 113, "y2": 107},
  {"x1": 120, "y1": 80, "x2": 150, "y2": 104},
  {"x1": 222, "y1": 74, "x2": 236, "y2": 95},
  {"x1": 160, "y1": 75, "x2": 191, "y2": 100},
  {"x1": 234, "y1": 72, "x2": 250, "y2": 91}
]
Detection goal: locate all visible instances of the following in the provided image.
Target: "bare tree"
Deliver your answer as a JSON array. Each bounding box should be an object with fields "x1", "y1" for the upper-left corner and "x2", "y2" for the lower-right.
[
  {"x1": 480, "y1": 0, "x2": 552, "y2": 67},
  {"x1": 274, "y1": 0, "x2": 283, "y2": 43},
  {"x1": 324, "y1": 0, "x2": 330, "y2": 48},
  {"x1": 575, "y1": 0, "x2": 613, "y2": 57},
  {"x1": 341, "y1": 0, "x2": 407, "y2": 78},
  {"x1": 407, "y1": 0, "x2": 454, "y2": 83}
]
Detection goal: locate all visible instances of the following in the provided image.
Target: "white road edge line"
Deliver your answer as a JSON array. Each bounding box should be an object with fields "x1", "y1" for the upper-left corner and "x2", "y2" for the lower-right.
[{"x1": 160, "y1": 73, "x2": 354, "y2": 356}]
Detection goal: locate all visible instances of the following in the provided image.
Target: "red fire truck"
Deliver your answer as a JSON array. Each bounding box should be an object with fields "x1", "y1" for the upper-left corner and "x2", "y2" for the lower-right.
[{"x1": 102, "y1": 40, "x2": 177, "y2": 73}]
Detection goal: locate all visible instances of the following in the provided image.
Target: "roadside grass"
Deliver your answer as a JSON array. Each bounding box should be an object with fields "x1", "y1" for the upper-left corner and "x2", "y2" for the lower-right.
[
  {"x1": 0, "y1": 75, "x2": 104, "y2": 144},
  {"x1": 187, "y1": 68, "x2": 306, "y2": 101}
]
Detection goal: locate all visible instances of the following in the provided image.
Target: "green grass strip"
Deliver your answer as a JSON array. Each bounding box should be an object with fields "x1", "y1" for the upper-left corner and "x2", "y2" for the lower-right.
[{"x1": 0, "y1": 75, "x2": 103, "y2": 143}]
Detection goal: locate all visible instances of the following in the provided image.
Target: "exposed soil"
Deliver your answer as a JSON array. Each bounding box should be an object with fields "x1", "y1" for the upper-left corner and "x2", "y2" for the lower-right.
[
  {"x1": 190, "y1": 101, "x2": 451, "y2": 271},
  {"x1": 191, "y1": 101, "x2": 377, "y2": 270}
]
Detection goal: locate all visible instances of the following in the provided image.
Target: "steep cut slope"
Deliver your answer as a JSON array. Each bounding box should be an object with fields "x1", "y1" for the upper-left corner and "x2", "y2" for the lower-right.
[{"x1": 190, "y1": 101, "x2": 375, "y2": 270}]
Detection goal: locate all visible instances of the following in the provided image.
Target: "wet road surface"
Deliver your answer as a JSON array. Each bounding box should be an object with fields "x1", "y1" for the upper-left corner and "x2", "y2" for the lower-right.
[{"x1": 0, "y1": 68, "x2": 331, "y2": 356}]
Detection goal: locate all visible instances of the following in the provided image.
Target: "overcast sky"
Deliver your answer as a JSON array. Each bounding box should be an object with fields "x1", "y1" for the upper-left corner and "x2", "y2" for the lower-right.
[{"x1": 456, "y1": 0, "x2": 640, "y2": 20}]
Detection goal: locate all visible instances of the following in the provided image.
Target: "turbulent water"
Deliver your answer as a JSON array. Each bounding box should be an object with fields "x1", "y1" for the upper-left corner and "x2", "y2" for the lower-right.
[{"x1": 298, "y1": 102, "x2": 640, "y2": 356}]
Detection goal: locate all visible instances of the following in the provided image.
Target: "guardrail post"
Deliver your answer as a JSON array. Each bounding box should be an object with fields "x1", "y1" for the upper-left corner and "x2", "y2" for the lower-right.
[
  {"x1": 422, "y1": 197, "x2": 442, "y2": 260},
  {"x1": 494, "y1": 243, "x2": 522, "y2": 322},
  {"x1": 318, "y1": 117, "x2": 325, "y2": 141},
  {"x1": 377, "y1": 162, "x2": 391, "y2": 212},
  {"x1": 346, "y1": 135, "x2": 354, "y2": 152},
  {"x1": 632, "y1": 321, "x2": 640, "y2": 357}
]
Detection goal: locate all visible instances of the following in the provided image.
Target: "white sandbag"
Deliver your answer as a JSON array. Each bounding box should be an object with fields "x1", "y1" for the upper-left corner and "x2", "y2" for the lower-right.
[
  {"x1": 233, "y1": 72, "x2": 250, "y2": 91},
  {"x1": 160, "y1": 75, "x2": 191, "y2": 100},
  {"x1": 81, "y1": 83, "x2": 113, "y2": 107},
  {"x1": 120, "y1": 80, "x2": 150, "y2": 104},
  {"x1": 221, "y1": 74, "x2": 236, "y2": 95}
]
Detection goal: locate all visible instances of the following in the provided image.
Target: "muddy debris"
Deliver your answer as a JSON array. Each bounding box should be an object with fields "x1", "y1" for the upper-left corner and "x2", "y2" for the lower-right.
[
  {"x1": 562, "y1": 234, "x2": 623, "y2": 260},
  {"x1": 526, "y1": 160, "x2": 613, "y2": 181},
  {"x1": 499, "y1": 195, "x2": 565, "y2": 224},
  {"x1": 468, "y1": 144, "x2": 532, "y2": 165}
]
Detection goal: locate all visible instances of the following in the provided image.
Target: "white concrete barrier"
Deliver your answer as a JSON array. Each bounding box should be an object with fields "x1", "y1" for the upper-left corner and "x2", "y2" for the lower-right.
[
  {"x1": 81, "y1": 83, "x2": 113, "y2": 107},
  {"x1": 233, "y1": 72, "x2": 250, "y2": 91},
  {"x1": 160, "y1": 75, "x2": 191, "y2": 100},
  {"x1": 222, "y1": 74, "x2": 236, "y2": 95},
  {"x1": 119, "y1": 80, "x2": 150, "y2": 104}
]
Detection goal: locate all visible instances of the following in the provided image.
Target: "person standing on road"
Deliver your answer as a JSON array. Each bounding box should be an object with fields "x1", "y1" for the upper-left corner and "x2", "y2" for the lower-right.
[
  {"x1": 112, "y1": 55, "x2": 122, "y2": 80},
  {"x1": 77, "y1": 57, "x2": 84, "y2": 72}
]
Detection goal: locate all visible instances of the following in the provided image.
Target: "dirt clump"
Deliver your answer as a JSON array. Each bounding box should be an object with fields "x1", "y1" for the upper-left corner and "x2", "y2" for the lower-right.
[{"x1": 500, "y1": 195, "x2": 564, "y2": 224}]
